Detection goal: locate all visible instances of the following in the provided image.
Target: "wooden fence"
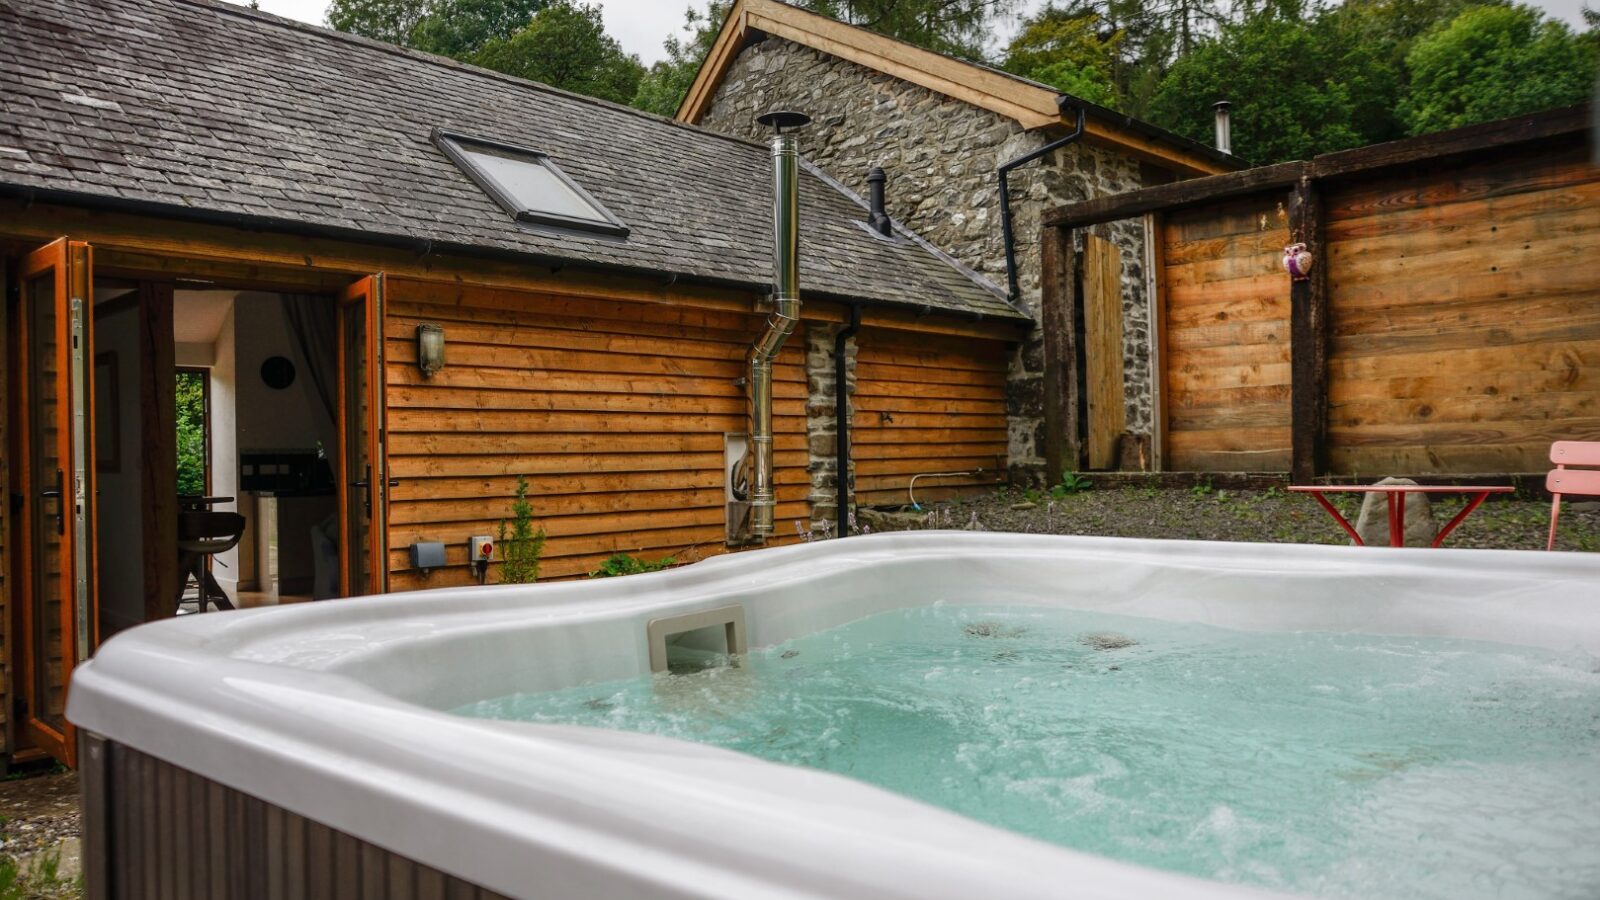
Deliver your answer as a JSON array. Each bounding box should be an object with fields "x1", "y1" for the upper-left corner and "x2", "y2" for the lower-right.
[{"x1": 1042, "y1": 104, "x2": 1597, "y2": 481}]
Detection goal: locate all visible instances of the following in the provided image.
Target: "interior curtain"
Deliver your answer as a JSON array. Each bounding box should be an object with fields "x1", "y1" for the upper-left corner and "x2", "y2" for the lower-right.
[{"x1": 282, "y1": 294, "x2": 339, "y2": 458}]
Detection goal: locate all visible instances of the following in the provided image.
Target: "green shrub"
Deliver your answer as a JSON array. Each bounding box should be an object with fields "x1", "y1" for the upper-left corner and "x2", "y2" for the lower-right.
[
  {"x1": 590, "y1": 553, "x2": 676, "y2": 578},
  {"x1": 496, "y1": 475, "x2": 546, "y2": 584}
]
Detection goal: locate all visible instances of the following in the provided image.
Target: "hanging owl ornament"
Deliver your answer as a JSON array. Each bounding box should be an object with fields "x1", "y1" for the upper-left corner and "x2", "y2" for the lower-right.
[{"x1": 1283, "y1": 242, "x2": 1314, "y2": 281}]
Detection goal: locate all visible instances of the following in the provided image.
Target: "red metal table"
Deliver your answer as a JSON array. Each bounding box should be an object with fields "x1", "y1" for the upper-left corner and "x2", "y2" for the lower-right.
[{"x1": 1288, "y1": 485, "x2": 1517, "y2": 547}]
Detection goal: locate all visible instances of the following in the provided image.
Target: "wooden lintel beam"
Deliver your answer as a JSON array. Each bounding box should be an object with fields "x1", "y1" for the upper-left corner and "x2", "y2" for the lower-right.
[
  {"x1": 1046, "y1": 103, "x2": 1591, "y2": 229},
  {"x1": 1287, "y1": 176, "x2": 1328, "y2": 485},
  {"x1": 1311, "y1": 103, "x2": 1590, "y2": 180},
  {"x1": 1044, "y1": 162, "x2": 1309, "y2": 229}
]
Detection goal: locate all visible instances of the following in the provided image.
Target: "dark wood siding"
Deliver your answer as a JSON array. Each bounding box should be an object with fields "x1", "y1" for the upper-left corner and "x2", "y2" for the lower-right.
[{"x1": 852, "y1": 327, "x2": 1009, "y2": 506}]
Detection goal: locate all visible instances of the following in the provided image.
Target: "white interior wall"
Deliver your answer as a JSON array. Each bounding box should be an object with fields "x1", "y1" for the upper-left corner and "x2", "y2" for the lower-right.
[
  {"x1": 230, "y1": 293, "x2": 333, "y2": 591},
  {"x1": 209, "y1": 305, "x2": 242, "y2": 599}
]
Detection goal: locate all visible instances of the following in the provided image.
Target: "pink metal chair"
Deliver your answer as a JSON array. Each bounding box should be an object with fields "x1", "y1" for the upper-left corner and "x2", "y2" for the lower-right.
[{"x1": 1546, "y1": 441, "x2": 1600, "y2": 550}]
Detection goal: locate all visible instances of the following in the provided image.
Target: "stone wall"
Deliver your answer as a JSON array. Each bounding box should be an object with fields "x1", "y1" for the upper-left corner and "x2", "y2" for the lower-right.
[
  {"x1": 699, "y1": 36, "x2": 1155, "y2": 485},
  {"x1": 803, "y1": 322, "x2": 854, "y2": 534}
]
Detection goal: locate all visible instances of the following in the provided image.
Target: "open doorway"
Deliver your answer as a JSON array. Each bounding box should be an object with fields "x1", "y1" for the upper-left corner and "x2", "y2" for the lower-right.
[
  {"x1": 7, "y1": 243, "x2": 389, "y2": 767},
  {"x1": 92, "y1": 289, "x2": 344, "y2": 636}
]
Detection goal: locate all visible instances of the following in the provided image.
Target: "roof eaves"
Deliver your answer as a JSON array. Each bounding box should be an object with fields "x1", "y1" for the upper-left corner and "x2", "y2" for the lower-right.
[{"x1": 1, "y1": 181, "x2": 1019, "y2": 322}]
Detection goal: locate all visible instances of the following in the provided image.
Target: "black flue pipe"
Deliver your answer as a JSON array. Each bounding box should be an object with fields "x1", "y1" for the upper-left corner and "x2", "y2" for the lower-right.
[
  {"x1": 866, "y1": 167, "x2": 892, "y2": 236},
  {"x1": 997, "y1": 97, "x2": 1086, "y2": 305},
  {"x1": 834, "y1": 304, "x2": 862, "y2": 535}
]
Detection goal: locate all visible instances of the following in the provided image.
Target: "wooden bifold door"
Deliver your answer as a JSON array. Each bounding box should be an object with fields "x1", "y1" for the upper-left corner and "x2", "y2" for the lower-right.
[
  {"x1": 12, "y1": 239, "x2": 98, "y2": 767},
  {"x1": 335, "y1": 275, "x2": 391, "y2": 597}
]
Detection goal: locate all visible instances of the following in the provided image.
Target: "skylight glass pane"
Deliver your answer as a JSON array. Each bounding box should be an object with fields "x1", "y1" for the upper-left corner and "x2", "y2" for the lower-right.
[{"x1": 460, "y1": 145, "x2": 607, "y2": 224}]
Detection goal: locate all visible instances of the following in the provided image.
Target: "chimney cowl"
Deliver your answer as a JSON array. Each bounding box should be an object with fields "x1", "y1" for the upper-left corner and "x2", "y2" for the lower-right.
[
  {"x1": 1212, "y1": 100, "x2": 1233, "y2": 155},
  {"x1": 866, "y1": 166, "x2": 892, "y2": 237}
]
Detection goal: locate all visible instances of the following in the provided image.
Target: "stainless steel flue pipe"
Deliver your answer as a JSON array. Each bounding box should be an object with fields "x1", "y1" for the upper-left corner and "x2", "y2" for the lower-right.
[{"x1": 744, "y1": 117, "x2": 804, "y2": 540}]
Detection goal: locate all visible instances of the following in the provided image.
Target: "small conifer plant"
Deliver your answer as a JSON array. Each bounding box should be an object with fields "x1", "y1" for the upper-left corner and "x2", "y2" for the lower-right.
[{"x1": 496, "y1": 475, "x2": 547, "y2": 584}]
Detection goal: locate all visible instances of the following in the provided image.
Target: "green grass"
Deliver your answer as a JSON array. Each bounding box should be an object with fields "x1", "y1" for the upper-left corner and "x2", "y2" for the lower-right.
[{"x1": 0, "y1": 849, "x2": 81, "y2": 900}]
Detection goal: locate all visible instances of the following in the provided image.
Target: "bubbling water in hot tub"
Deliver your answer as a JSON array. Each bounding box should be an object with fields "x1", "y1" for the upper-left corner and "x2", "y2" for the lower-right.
[{"x1": 455, "y1": 604, "x2": 1600, "y2": 900}]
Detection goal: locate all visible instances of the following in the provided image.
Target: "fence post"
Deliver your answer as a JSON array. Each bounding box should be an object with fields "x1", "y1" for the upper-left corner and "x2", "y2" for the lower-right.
[
  {"x1": 1288, "y1": 176, "x2": 1329, "y2": 484},
  {"x1": 1040, "y1": 224, "x2": 1081, "y2": 484}
]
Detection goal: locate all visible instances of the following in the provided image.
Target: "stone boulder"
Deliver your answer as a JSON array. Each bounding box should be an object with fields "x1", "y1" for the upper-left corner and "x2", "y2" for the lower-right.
[{"x1": 1353, "y1": 477, "x2": 1437, "y2": 547}]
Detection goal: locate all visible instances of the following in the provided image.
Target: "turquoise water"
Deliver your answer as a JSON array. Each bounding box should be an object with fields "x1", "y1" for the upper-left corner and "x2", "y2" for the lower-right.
[{"x1": 454, "y1": 605, "x2": 1600, "y2": 899}]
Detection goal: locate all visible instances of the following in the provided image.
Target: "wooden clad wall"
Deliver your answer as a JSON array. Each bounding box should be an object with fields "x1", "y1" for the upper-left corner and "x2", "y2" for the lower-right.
[
  {"x1": 1161, "y1": 195, "x2": 1293, "y2": 471},
  {"x1": 382, "y1": 282, "x2": 807, "y2": 585},
  {"x1": 1324, "y1": 141, "x2": 1600, "y2": 474},
  {"x1": 852, "y1": 327, "x2": 1009, "y2": 506}
]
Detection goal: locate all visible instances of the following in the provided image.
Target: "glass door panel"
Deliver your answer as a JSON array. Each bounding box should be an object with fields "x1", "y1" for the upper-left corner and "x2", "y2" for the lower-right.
[{"x1": 16, "y1": 239, "x2": 95, "y2": 766}]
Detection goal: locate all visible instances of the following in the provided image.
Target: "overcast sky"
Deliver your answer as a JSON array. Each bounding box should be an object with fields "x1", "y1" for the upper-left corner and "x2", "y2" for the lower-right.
[{"x1": 232, "y1": 0, "x2": 1592, "y2": 65}]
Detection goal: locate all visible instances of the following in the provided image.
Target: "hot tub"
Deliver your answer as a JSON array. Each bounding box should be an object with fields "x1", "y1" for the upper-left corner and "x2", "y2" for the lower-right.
[{"x1": 68, "y1": 533, "x2": 1600, "y2": 900}]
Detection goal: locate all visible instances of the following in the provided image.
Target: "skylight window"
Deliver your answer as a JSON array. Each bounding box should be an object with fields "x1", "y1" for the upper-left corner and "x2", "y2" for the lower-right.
[{"x1": 434, "y1": 129, "x2": 628, "y2": 237}]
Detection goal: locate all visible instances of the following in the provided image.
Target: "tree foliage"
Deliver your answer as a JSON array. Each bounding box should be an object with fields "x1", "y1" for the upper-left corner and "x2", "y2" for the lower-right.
[
  {"x1": 1010, "y1": 0, "x2": 1597, "y2": 163},
  {"x1": 1148, "y1": 7, "x2": 1395, "y2": 162},
  {"x1": 633, "y1": 1, "x2": 729, "y2": 116},
  {"x1": 327, "y1": 0, "x2": 549, "y2": 56},
  {"x1": 1400, "y1": 4, "x2": 1597, "y2": 134},
  {"x1": 328, "y1": 0, "x2": 1598, "y2": 162},
  {"x1": 1002, "y1": 5, "x2": 1122, "y2": 107},
  {"x1": 175, "y1": 371, "x2": 207, "y2": 498},
  {"x1": 473, "y1": 0, "x2": 644, "y2": 104},
  {"x1": 801, "y1": 0, "x2": 1022, "y2": 58}
]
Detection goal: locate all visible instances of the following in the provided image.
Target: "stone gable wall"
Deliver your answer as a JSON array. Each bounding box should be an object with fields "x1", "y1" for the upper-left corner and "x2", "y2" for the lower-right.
[{"x1": 700, "y1": 35, "x2": 1155, "y2": 487}]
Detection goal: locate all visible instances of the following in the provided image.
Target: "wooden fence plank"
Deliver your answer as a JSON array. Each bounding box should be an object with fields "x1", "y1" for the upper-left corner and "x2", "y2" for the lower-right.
[
  {"x1": 1083, "y1": 233, "x2": 1125, "y2": 469},
  {"x1": 1288, "y1": 176, "x2": 1329, "y2": 483}
]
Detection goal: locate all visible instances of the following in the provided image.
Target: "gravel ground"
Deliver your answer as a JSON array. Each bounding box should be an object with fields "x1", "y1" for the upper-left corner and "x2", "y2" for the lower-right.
[
  {"x1": 863, "y1": 484, "x2": 1600, "y2": 552},
  {"x1": 0, "y1": 769, "x2": 79, "y2": 857},
  {"x1": 0, "y1": 767, "x2": 82, "y2": 898}
]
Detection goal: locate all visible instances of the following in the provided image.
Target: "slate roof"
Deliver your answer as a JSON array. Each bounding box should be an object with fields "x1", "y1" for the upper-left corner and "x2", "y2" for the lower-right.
[{"x1": 0, "y1": 0, "x2": 1023, "y2": 320}]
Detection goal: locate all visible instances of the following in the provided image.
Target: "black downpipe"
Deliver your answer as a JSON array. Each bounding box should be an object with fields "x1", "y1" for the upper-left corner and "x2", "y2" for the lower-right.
[
  {"x1": 998, "y1": 97, "x2": 1086, "y2": 305},
  {"x1": 834, "y1": 304, "x2": 862, "y2": 535}
]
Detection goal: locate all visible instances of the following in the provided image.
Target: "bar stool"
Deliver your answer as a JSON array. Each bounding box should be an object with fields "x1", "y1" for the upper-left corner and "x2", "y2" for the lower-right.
[{"x1": 176, "y1": 511, "x2": 246, "y2": 614}]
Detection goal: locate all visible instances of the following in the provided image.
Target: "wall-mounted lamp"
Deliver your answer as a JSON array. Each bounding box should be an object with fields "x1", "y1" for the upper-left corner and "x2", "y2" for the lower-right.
[{"x1": 416, "y1": 324, "x2": 446, "y2": 377}]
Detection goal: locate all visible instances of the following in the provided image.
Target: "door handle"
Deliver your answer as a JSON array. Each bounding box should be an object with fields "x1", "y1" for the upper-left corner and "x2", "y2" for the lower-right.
[
  {"x1": 39, "y1": 468, "x2": 64, "y2": 535},
  {"x1": 350, "y1": 465, "x2": 372, "y2": 519}
]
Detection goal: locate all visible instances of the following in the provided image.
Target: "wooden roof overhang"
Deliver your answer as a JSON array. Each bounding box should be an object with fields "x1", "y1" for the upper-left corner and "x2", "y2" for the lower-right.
[
  {"x1": 0, "y1": 192, "x2": 1030, "y2": 342},
  {"x1": 1044, "y1": 104, "x2": 1593, "y2": 230},
  {"x1": 678, "y1": 0, "x2": 1243, "y2": 177}
]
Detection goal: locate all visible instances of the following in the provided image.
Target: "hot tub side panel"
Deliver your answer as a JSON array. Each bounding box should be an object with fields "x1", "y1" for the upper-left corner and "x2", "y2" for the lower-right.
[{"x1": 78, "y1": 733, "x2": 515, "y2": 900}]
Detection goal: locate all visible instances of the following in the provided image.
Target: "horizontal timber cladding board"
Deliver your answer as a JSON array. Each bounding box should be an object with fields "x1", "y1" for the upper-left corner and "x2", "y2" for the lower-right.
[
  {"x1": 385, "y1": 284, "x2": 807, "y2": 583},
  {"x1": 851, "y1": 327, "x2": 1011, "y2": 506},
  {"x1": 84, "y1": 735, "x2": 514, "y2": 900},
  {"x1": 1161, "y1": 193, "x2": 1293, "y2": 472},
  {"x1": 1325, "y1": 144, "x2": 1600, "y2": 474}
]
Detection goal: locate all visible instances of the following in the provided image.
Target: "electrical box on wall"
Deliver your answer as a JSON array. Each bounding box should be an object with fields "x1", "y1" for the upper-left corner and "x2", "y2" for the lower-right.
[
  {"x1": 469, "y1": 535, "x2": 495, "y2": 581},
  {"x1": 409, "y1": 541, "x2": 446, "y2": 574}
]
